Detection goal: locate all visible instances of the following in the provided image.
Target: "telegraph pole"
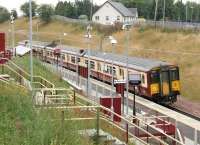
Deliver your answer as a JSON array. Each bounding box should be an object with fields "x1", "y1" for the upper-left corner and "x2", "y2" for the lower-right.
[
  {"x1": 154, "y1": 0, "x2": 159, "y2": 29},
  {"x1": 162, "y1": 0, "x2": 166, "y2": 28},
  {"x1": 29, "y1": 0, "x2": 33, "y2": 94}
]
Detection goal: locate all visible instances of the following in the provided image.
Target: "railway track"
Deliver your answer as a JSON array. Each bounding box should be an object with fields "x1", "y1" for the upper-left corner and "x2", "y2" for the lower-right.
[{"x1": 166, "y1": 105, "x2": 200, "y2": 121}]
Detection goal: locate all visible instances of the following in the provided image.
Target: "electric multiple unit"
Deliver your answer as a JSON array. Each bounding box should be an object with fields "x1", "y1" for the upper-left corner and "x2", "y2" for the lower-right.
[{"x1": 19, "y1": 40, "x2": 181, "y2": 104}]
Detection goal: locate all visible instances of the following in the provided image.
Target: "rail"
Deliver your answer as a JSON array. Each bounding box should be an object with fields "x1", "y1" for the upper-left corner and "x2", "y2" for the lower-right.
[
  {"x1": 0, "y1": 58, "x2": 55, "y2": 90},
  {"x1": 38, "y1": 88, "x2": 185, "y2": 145}
]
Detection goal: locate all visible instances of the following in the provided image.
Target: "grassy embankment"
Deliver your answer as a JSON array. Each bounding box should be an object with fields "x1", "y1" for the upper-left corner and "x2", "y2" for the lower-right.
[
  {"x1": 0, "y1": 55, "x2": 96, "y2": 145},
  {"x1": 1, "y1": 56, "x2": 136, "y2": 145},
  {"x1": 0, "y1": 18, "x2": 199, "y2": 101}
]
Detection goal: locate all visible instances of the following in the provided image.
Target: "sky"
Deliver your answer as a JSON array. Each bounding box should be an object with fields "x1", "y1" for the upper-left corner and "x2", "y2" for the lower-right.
[{"x1": 0, "y1": 0, "x2": 199, "y2": 16}]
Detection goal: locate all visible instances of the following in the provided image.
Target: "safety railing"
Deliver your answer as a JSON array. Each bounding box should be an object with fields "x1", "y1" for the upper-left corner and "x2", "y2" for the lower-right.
[
  {"x1": 37, "y1": 88, "x2": 178, "y2": 145},
  {"x1": 0, "y1": 58, "x2": 55, "y2": 91}
]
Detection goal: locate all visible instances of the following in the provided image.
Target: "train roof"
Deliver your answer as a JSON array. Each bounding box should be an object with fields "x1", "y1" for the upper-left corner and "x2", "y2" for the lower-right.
[{"x1": 18, "y1": 40, "x2": 172, "y2": 72}]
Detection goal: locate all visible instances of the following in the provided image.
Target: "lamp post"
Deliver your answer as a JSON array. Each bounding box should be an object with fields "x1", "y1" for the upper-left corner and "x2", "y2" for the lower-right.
[
  {"x1": 186, "y1": 4, "x2": 188, "y2": 22},
  {"x1": 109, "y1": 36, "x2": 117, "y2": 121},
  {"x1": 10, "y1": 12, "x2": 15, "y2": 56},
  {"x1": 122, "y1": 24, "x2": 131, "y2": 115},
  {"x1": 85, "y1": 25, "x2": 92, "y2": 98},
  {"x1": 29, "y1": 0, "x2": 33, "y2": 96},
  {"x1": 191, "y1": 6, "x2": 194, "y2": 23}
]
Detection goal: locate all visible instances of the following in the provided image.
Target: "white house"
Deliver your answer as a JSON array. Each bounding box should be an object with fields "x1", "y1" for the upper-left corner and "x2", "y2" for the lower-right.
[{"x1": 92, "y1": 0, "x2": 138, "y2": 25}]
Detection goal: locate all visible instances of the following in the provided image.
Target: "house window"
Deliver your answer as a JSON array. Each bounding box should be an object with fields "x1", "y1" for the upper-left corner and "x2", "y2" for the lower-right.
[
  {"x1": 117, "y1": 16, "x2": 120, "y2": 21},
  {"x1": 106, "y1": 16, "x2": 109, "y2": 21},
  {"x1": 71, "y1": 56, "x2": 76, "y2": 63},
  {"x1": 95, "y1": 16, "x2": 99, "y2": 21}
]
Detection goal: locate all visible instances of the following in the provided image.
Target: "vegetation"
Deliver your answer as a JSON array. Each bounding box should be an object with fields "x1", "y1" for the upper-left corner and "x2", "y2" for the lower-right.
[
  {"x1": 11, "y1": 9, "x2": 18, "y2": 20},
  {"x1": 55, "y1": 0, "x2": 99, "y2": 19},
  {"x1": 117, "y1": 0, "x2": 200, "y2": 22},
  {"x1": 20, "y1": 1, "x2": 37, "y2": 17},
  {"x1": 38, "y1": 4, "x2": 54, "y2": 23},
  {"x1": 0, "y1": 84, "x2": 93, "y2": 145},
  {"x1": 0, "y1": 6, "x2": 10, "y2": 23},
  {"x1": 0, "y1": 18, "x2": 200, "y2": 102}
]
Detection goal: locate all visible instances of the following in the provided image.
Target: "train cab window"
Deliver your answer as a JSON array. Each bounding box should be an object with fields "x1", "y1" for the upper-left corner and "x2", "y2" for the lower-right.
[
  {"x1": 113, "y1": 67, "x2": 116, "y2": 76},
  {"x1": 71, "y1": 56, "x2": 76, "y2": 63},
  {"x1": 90, "y1": 61, "x2": 95, "y2": 69},
  {"x1": 171, "y1": 69, "x2": 179, "y2": 81},
  {"x1": 151, "y1": 71, "x2": 160, "y2": 83}
]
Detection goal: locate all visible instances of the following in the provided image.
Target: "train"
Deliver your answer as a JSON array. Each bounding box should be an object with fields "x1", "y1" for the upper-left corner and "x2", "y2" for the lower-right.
[{"x1": 18, "y1": 40, "x2": 181, "y2": 104}]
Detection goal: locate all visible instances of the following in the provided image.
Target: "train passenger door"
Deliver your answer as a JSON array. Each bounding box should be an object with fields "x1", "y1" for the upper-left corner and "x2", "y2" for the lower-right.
[{"x1": 160, "y1": 71, "x2": 170, "y2": 96}]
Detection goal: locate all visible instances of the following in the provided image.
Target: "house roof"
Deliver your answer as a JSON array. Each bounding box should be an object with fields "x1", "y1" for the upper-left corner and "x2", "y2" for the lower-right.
[
  {"x1": 128, "y1": 8, "x2": 138, "y2": 16},
  {"x1": 107, "y1": 0, "x2": 135, "y2": 17}
]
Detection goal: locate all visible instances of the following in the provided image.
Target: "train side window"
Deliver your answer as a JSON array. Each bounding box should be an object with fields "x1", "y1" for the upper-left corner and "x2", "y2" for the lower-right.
[
  {"x1": 113, "y1": 67, "x2": 116, "y2": 76},
  {"x1": 62, "y1": 55, "x2": 65, "y2": 60},
  {"x1": 77, "y1": 57, "x2": 81, "y2": 62},
  {"x1": 119, "y1": 68, "x2": 124, "y2": 77},
  {"x1": 141, "y1": 74, "x2": 145, "y2": 84},
  {"x1": 71, "y1": 56, "x2": 76, "y2": 63},
  {"x1": 85, "y1": 60, "x2": 88, "y2": 65},
  {"x1": 90, "y1": 61, "x2": 95, "y2": 69},
  {"x1": 97, "y1": 63, "x2": 101, "y2": 71}
]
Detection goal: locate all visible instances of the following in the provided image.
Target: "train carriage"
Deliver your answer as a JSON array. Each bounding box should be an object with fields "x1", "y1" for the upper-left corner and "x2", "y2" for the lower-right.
[{"x1": 18, "y1": 40, "x2": 180, "y2": 104}]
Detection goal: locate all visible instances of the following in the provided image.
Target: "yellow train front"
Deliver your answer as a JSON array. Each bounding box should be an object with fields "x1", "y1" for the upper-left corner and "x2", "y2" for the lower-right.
[{"x1": 149, "y1": 66, "x2": 180, "y2": 104}]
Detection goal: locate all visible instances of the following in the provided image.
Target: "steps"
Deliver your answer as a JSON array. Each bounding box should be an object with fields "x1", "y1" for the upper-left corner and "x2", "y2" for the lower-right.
[{"x1": 78, "y1": 129, "x2": 126, "y2": 145}]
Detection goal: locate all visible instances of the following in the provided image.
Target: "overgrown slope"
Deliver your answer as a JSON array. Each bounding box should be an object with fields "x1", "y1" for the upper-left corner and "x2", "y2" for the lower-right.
[{"x1": 0, "y1": 18, "x2": 199, "y2": 101}]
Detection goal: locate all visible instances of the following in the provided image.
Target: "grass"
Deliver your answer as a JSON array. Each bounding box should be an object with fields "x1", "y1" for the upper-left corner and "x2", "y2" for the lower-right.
[
  {"x1": 0, "y1": 82, "x2": 94, "y2": 145},
  {"x1": 0, "y1": 17, "x2": 199, "y2": 102}
]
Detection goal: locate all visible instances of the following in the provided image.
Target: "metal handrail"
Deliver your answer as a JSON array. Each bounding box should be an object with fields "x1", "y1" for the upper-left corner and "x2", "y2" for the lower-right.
[
  {"x1": 44, "y1": 105, "x2": 168, "y2": 145},
  {"x1": 0, "y1": 58, "x2": 55, "y2": 89}
]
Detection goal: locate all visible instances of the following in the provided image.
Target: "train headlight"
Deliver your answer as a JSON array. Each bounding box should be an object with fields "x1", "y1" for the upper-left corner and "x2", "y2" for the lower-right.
[{"x1": 172, "y1": 81, "x2": 180, "y2": 91}]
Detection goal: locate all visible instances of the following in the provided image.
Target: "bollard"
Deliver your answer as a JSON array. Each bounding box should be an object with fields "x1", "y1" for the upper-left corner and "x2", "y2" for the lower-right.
[
  {"x1": 73, "y1": 89, "x2": 76, "y2": 105},
  {"x1": 126, "y1": 123, "x2": 129, "y2": 144},
  {"x1": 96, "y1": 107, "x2": 100, "y2": 144},
  {"x1": 61, "y1": 110, "x2": 65, "y2": 136}
]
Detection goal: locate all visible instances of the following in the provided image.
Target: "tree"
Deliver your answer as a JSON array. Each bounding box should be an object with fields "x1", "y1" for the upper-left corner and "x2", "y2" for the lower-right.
[
  {"x1": 0, "y1": 6, "x2": 10, "y2": 23},
  {"x1": 55, "y1": 1, "x2": 65, "y2": 16},
  {"x1": 20, "y1": 1, "x2": 37, "y2": 17},
  {"x1": 11, "y1": 9, "x2": 18, "y2": 20},
  {"x1": 38, "y1": 4, "x2": 54, "y2": 23}
]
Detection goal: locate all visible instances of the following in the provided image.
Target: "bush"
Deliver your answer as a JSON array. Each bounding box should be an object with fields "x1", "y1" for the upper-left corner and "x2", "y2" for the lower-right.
[
  {"x1": 0, "y1": 6, "x2": 10, "y2": 23},
  {"x1": 20, "y1": 1, "x2": 37, "y2": 17},
  {"x1": 38, "y1": 4, "x2": 54, "y2": 23}
]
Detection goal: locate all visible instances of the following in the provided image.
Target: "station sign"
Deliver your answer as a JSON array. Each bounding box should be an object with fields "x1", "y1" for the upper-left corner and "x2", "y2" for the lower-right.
[{"x1": 129, "y1": 74, "x2": 141, "y2": 85}]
